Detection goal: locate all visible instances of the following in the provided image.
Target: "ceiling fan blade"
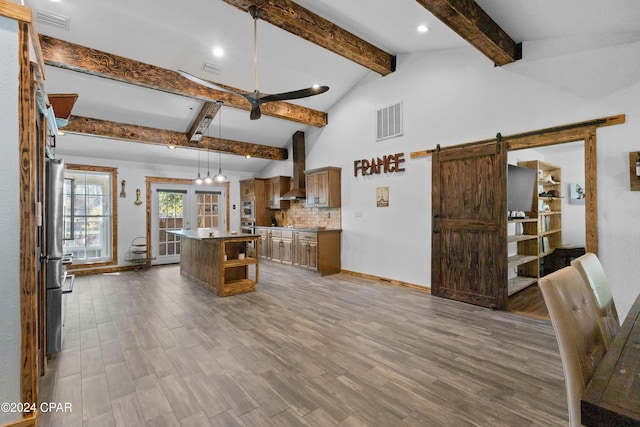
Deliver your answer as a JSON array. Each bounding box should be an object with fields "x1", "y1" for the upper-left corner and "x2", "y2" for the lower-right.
[
  {"x1": 260, "y1": 86, "x2": 330, "y2": 103},
  {"x1": 177, "y1": 70, "x2": 240, "y2": 96}
]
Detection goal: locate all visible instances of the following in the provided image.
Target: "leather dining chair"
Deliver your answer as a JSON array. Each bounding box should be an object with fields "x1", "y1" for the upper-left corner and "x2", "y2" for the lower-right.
[
  {"x1": 539, "y1": 266, "x2": 607, "y2": 427},
  {"x1": 571, "y1": 253, "x2": 620, "y2": 349}
]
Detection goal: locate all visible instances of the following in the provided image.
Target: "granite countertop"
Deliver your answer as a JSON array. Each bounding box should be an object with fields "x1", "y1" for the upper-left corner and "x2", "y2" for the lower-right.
[
  {"x1": 254, "y1": 226, "x2": 342, "y2": 232},
  {"x1": 168, "y1": 229, "x2": 258, "y2": 240}
]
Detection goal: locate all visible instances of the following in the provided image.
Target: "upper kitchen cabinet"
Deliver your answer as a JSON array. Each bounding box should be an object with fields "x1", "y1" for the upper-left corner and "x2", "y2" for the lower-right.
[
  {"x1": 305, "y1": 167, "x2": 341, "y2": 208},
  {"x1": 239, "y1": 178, "x2": 255, "y2": 200},
  {"x1": 266, "y1": 176, "x2": 291, "y2": 210}
]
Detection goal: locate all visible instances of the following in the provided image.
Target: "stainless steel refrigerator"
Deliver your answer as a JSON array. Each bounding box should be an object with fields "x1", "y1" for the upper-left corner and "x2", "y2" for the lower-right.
[{"x1": 45, "y1": 158, "x2": 73, "y2": 354}]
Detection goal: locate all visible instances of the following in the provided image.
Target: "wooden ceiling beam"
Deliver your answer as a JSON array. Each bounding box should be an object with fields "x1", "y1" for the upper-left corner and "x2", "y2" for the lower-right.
[
  {"x1": 415, "y1": 0, "x2": 521, "y2": 66},
  {"x1": 187, "y1": 102, "x2": 221, "y2": 143},
  {"x1": 39, "y1": 35, "x2": 327, "y2": 127},
  {"x1": 222, "y1": 0, "x2": 396, "y2": 76},
  {"x1": 64, "y1": 115, "x2": 288, "y2": 161}
]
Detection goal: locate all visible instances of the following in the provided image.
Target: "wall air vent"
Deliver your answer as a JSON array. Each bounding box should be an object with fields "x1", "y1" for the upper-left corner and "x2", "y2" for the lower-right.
[
  {"x1": 36, "y1": 10, "x2": 70, "y2": 30},
  {"x1": 376, "y1": 102, "x2": 403, "y2": 141},
  {"x1": 202, "y1": 62, "x2": 223, "y2": 75}
]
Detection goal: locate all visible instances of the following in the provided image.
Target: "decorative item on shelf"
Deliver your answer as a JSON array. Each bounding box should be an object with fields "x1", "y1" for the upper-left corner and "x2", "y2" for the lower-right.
[
  {"x1": 120, "y1": 179, "x2": 126, "y2": 198},
  {"x1": 238, "y1": 244, "x2": 245, "y2": 260},
  {"x1": 213, "y1": 102, "x2": 228, "y2": 182},
  {"x1": 569, "y1": 182, "x2": 585, "y2": 204},
  {"x1": 630, "y1": 152, "x2": 640, "y2": 191},
  {"x1": 134, "y1": 188, "x2": 142, "y2": 205}
]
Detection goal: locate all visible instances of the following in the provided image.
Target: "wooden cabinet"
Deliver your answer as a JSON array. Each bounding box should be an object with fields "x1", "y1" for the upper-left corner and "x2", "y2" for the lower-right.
[
  {"x1": 305, "y1": 167, "x2": 341, "y2": 208},
  {"x1": 294, "y1": 232, "x2": 317, "y2": 270},
  {"x1": 270, "y1": 229, "x2": 293, "y2": 264},
  {"x1": 266, "y1": 176, "x2": 291, "y2": 209},
  {"x1": 257, "y1": 228, "x2": 271, "y2": 259},
  {"x1": 255, "y1": 227, "x2": 341, "y2": 275},
  {"x1": 507, "y1": 160, "x2": 563, "y2": 296},
  {"x1": 239, "y1": 179, "x2": 255, "y2": 200},
  {"x1": 239, "y1": 178, "x2": 271, "y2": 226}
]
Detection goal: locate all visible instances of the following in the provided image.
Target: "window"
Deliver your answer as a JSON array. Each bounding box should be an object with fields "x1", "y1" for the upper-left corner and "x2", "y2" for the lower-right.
[{"x1": 64, "y1": 165, "x2": 118, "y2": 267}]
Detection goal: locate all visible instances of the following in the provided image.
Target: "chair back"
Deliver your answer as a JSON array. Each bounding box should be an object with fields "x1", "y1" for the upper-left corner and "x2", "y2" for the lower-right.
[
  {"x1": 571, "y1": 253, "x2": 620, "y2": 348},
  {"x1": 539, "y1": 266, "x2": 607, "y2": 427}
]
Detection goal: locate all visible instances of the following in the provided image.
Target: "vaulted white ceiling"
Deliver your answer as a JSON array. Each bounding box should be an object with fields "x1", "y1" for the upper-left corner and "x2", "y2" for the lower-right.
[{"x1": 25, "y1": 0, "x2": 640, "y2": 174}]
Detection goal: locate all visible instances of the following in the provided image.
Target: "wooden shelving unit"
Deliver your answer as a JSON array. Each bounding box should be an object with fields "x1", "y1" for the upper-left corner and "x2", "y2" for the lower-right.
[
  {"x1": 507, "y1": 160, "x2": 563, "y2": 296},
  {"x1": 220, "y1": 237, "x2": 259, "y2": 297}
]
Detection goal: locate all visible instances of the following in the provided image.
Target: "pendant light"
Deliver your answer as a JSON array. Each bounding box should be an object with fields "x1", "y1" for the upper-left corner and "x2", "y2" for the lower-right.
[
  {"x1": 194, "y1": 136, "x2": 203, "y2": 185},
  {"x1": 204, "y1": 121, "x2": 213, "y2": 184},
  {"x1": 213, "y1": 102, "x2": 227, "y2": 182}
]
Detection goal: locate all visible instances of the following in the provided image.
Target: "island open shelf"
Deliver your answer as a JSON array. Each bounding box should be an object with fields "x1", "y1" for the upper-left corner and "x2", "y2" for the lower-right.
[{"x1": 169, "y1": 230, "x2": 259, "y2": 297}]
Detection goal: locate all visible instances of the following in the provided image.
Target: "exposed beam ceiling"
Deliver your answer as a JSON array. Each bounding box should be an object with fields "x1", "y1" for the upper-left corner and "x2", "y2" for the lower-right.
[
  {"x1": 187, "y1": 102, "x2": 221, "y2": 143},
  {"x1": 222, "y1": 0, "x2": 396, "y2": 76},
  {"x1": 415, "y1": 0, "x2": 521, "y2": 66},
  {"x1": 39, "y1": 35, "x2": 328, "y2": 127},
  {"x1": 64, "y1": 116, "x2": 289, "y2": 161}
]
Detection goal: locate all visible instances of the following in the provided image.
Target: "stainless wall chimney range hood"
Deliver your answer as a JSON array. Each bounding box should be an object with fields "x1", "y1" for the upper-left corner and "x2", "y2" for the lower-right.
[{"x1": 281, "y1": 131, "x2": 306, "y2": 200}]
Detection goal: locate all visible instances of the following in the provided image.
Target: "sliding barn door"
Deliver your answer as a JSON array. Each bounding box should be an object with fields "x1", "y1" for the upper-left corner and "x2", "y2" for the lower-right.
[{"x1": 432, "y1": 141, "x2": 507, "y2": 309}]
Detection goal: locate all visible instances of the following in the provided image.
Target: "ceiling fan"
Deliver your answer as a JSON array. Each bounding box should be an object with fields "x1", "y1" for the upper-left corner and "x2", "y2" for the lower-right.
[{"x1": 179, "y1": 5, "x2": 329, "y2": 120}]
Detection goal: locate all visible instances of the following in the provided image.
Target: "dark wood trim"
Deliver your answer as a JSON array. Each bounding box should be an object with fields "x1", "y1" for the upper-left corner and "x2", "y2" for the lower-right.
[
  {"x1": 0, "y1": 0, "x2": 32, "y2": 22},
  {"x1": 410, "y1": 114, "x2": 625, "y2": 158},
  {"x1": 64, "y1": 115, "x2": 288, "y2": 161},
  {"x1": 187, "y1": 102, "x2": 220, "y2": 142},
  {"x1": 65, "y1": 164, "x2": 119, "y2": 269},
  {"x1": 70, "y1": 265, "x2": 138, "y2": 276},
  {"x1": 415, "y1": 0, "x2": 520, "y2": 66},
  {"x1": 341, "y1": 269, "x2": 431, "y2": 294},
  {"x1": 584, "y1": 129, "x2": 598, "y2": 255},
  {"x1": 0, "y1": 412, "x2": 37, "y2": 427},
  {"x1": 18, "y1": 21, "x2": 38, "y2": 418},
  {"x1": 222, "y1": 0, "x2": 395, "y2": 76},
  {"x1": 39, "y1": 35, "x2": 328, "y2": 127}
]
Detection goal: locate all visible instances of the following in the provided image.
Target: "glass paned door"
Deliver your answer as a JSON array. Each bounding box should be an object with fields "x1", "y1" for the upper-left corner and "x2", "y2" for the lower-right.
[
  {"x1": 196, "y1": 191, "x2": 220, "y2": 229},
  {"x1": 157, "y1": 190, "x2": 185, "y2": 261},
  {"x1": 151, "y1": 184, "x2": 226, "y2": 265}
]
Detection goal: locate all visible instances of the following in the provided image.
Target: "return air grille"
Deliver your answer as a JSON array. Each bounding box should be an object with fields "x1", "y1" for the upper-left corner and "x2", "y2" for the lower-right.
[
  {"x1": 36, "y1": 10, "x2": 70, "y2": 30},
  {"x1": 202, "y1": 62, "x2": 223, "y2": 75},
  {"x1": 376, "y1": 102, "x2": 402, "y2": 141}
]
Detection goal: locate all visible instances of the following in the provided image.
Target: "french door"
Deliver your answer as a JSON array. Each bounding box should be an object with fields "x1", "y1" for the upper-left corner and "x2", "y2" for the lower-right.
[{"x1": 151, "y1": 184, "x2": 226, "y2": 264}]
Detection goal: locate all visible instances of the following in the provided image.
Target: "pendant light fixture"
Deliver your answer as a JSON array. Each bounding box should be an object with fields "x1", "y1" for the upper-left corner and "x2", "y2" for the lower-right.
[
  {"x1": 204, "y1": 120, "x2": 213, "y2": 184},
  {"x1": 194, "y1": 136, "x2": 203, "y2": 185},
  {"x1": 213, "y1": 101, "x2": 228, "y2": 182}
]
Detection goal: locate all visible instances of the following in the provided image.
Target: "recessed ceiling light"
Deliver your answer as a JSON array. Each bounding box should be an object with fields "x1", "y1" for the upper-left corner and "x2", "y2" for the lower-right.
[
  {"x1": 245, "y1": 155, "x2": 251, "y2": 159},
  {"x1": 50, "y1": 0, "x2": 61, "y2": 3},
  {"x1": 417, "y1": 25, "x2": 429, "y2": 33},
  {"x1": 312, "y1": 84, "x2": 320, "y2": 89},
  {"x1": 213, "y1": 47, "x2": 224, "y2": 57},
  {"x1": 167, "y1": 145, "x2": 176, "y2": 150},
  {"x1": 57, "y1": 130, "x2": 65, "y2": 136}
]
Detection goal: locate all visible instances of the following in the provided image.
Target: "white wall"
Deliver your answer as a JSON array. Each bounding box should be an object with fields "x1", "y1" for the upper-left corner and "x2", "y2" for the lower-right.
[
  {"x1": 60, "y1": 155, "x2": 249, "y2": 266},
  {"x1": 0, "y1": 15, "x2": 23, "y2": 425},
  {"x1": 301, "y1": 37, "x2": 640, "y2": 318}
]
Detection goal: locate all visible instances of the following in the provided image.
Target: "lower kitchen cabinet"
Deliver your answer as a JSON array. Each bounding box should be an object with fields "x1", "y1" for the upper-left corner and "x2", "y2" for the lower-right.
[
  {"x1": 271, "y1": 230, "x2": 293, "y2": 264},
  {"x1": 255, "y1": 227, "x2": 340, "y2": 275},
  {"x1": 294, "y1": 232, "x2": 318, "y2": 270}
]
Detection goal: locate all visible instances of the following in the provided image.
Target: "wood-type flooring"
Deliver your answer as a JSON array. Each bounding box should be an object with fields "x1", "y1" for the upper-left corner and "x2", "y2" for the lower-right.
[{"x1": 39, "y1": 262, "x2": 568, "y2": 426}]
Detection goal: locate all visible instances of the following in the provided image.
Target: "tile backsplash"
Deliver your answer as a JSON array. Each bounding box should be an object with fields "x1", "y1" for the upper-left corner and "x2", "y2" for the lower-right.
[{"x1": 273, "y1": 200, "x2": 341, "y2": 229}]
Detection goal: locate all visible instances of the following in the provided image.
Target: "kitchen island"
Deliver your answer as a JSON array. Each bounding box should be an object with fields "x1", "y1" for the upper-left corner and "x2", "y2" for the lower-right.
[{"x1": 169, "y1": 229, "x2": 259, "y2": 297}]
